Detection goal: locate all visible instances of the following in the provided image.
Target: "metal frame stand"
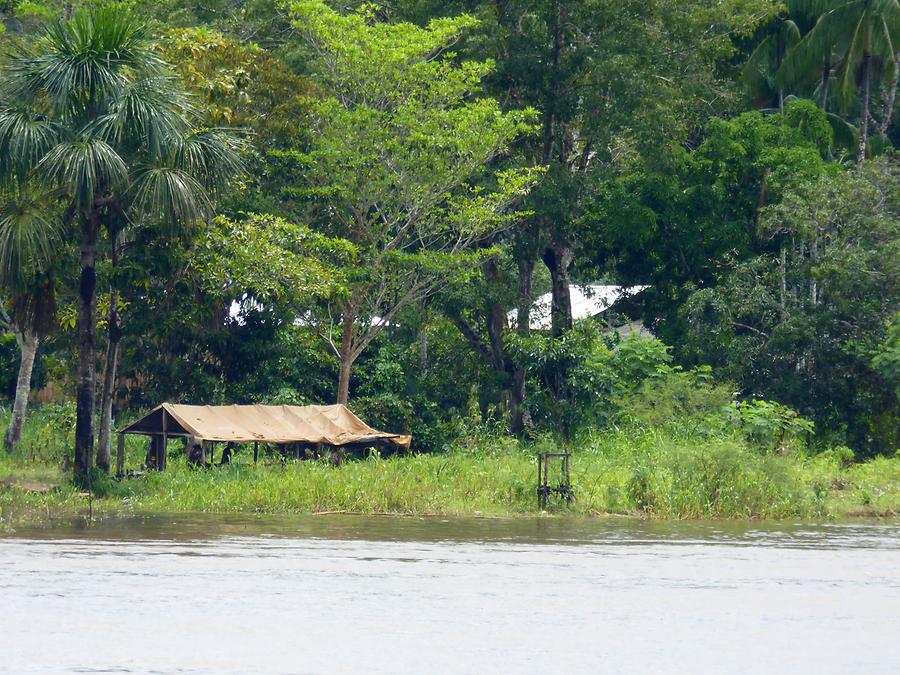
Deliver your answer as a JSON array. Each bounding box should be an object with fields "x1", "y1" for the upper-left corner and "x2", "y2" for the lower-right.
[{"x1": 537, "y1": 451, "x2": 574, "y2": 509}]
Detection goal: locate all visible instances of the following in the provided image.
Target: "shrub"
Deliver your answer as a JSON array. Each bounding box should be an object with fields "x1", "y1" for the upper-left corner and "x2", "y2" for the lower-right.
[
  {"x1": 721, "y1": 400, "x2": 814, "y2": 451},
  {"x1": 625, "y1": 440, "x2": 810, "y2": 518},
  {"x1": 509, "y1": 323, "x2": 686, "y2": 436},
  {"x1": 616, "y1": 367, "x2": 734, "y2": 430}
]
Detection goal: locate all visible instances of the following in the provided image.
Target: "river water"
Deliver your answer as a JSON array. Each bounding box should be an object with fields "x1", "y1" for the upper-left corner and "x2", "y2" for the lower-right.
[{"x1": 1, "y1": 514, "x2": 898, "y2": 674}]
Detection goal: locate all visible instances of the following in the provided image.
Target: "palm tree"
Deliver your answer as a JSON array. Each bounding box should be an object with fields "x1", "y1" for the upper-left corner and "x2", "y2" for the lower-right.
[
  {"x1": 779, "y1": 0, "x2": 900, "y2": 159},
  {"x1": 0, "y1": 188, "x2": 60, "y2": 452},
  {"x1": 0, "y1": 9, "x2": 242, "y2": 480},
  {"x1": 743, "y1": 14, "x2": 802, "y2": 112}
]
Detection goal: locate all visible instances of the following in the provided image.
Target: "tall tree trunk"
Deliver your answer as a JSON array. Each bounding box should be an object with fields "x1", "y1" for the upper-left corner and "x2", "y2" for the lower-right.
[
  {"x1": 482, "y1": 259, "x2": 508, "y2": 372},
  {"x1": 819, "y1": 59, "x2": 831, "y2": 110},
  {"x1": 809, "y1": 230, "x2": 818, "y2": 306},
  {"x1": 755, "y1": 168, "x2": 770, "y2": 233},
  {"x1": 74, "y1": 213, "x2": 99, "y2": 481},
  {"x1": 509, "y1": 255, "x2": 534, "y2": 435},
  {"x1": 858, "y1": 51, "x2": 871, "y2": 162},
  {"x1": 96, "y1": 291, "x2": 121, "y2": 472},
  {"x1": 481, "y1": 259, "x2": 512, "y2": 416},
  {"x1": 3, "y1": 330, "x2": 38, "y2": 453},
  {"x1": 779, "y1": 246, "x2": 787, "y2": 321},
  {"x1": 96, "y1": 228, "x2": 121, "y2": 473},
  {"x1": 542, "y1": 242, "x2": 574, "y2": 337},
  {"x1": 335, "y1": 309, "x2": 355, "y2": 405},
  {"x1": 876, "y1": 51, "x2": 899, "y2": 136}
]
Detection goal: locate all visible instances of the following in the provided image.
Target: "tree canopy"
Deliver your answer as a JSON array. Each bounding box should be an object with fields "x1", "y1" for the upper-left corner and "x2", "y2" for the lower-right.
[{"x1": 0, "y1": 0, "x2": 896, "y2": 467}]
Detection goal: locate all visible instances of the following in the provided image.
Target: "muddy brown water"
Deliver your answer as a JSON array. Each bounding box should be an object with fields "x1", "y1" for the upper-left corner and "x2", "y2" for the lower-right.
[{"x1": 1, "y1": 514, "x2": 899, "y2": 674}]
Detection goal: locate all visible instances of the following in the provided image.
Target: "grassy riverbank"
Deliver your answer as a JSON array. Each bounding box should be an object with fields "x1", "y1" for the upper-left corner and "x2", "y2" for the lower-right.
[{"x1": 2, "y1": 420, "x2": 898, "y2": 529}]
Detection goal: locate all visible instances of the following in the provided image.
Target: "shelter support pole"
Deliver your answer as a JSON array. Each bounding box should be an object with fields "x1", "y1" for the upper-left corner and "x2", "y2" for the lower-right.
[
  {"x1": 159, "y1": 410, "x2": 168, "y2": 471},
  {"x1": 116, "y1": 433, "x2": 125, "y2": 479},
  {"x1": 254, "y1": 442, "x2": 259, "y2": 464}
]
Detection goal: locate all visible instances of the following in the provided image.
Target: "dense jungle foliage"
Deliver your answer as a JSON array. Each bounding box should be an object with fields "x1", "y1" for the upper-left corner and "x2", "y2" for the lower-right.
[{"x1": 0, "y1": 0, "x2": 897, "y2": 486}]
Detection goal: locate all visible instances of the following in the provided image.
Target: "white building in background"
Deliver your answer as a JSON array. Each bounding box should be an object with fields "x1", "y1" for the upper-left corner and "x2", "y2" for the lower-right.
[{"x1": 508, "y1": 284, "x2": 650, "y2": 333}]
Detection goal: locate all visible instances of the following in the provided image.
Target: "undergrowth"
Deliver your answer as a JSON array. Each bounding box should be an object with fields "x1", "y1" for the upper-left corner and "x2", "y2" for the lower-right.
[{"x1": 1, "y1": 406, "x2": 898, "y2": 528}]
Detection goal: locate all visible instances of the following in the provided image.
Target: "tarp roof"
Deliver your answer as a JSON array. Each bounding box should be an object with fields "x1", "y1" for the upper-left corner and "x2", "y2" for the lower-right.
[{"x1": 119, "y1": 403, "x2": 411, "y2": 448}]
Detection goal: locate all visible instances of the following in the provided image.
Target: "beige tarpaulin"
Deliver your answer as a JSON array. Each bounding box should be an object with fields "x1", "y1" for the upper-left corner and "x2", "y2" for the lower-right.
[{"x1": 119, "y1": 403, "x2": 412, "y2": 449}]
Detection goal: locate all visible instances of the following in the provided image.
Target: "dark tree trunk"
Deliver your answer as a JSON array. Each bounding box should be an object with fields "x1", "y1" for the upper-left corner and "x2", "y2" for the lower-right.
[
  {"x1": 858, "y1": 51, "x2": 871, "y2": 162},
  {"x1": 96, "y1": 227, "x2": 121, "y2": 473},
  {"x1": 509, "y1": 255, "x2": 535, "y2": 434},
  {"x1": 779, "y1": 246, "x2": 787, "y2": 321},
  {"x1": 876, "y1": 51, "x2": 900, "y2": 136},
  {"x1": 74, "y1": 213, "x2": 99, "y2": 481},
  {"x1": 483, "y1": 259, "x2": 513, "y2": 416},
  {"x1": 819, "y1": 59, "x2": 831, "y2": 110},
  {"x1": 4, "y1": 330, "x2": 39, "y2": 452},
  {"x1": 335, "y1": 309, "x2": 355, "y2": 405},
  {"x1": 542, "y1": 243, "x2": 574, "y2": 337},
  {"x1": 96, "y1": 290, "x2": 120, "y2": 472},
  {"x1": 482, "y1": 259, "x2": 508, "y2": 373}
]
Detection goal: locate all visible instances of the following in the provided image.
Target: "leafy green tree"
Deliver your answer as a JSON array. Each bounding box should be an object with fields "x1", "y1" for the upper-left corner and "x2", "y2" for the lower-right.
[
  {"x1": 365, "y1": 0, "x2": 778, "y2": 431},
  {"x1": 684, "y1": 156, "x2": 899, "y2": 453},
  {"x1": 284, "y1": 1, "x2": 540, "y2": 404},
  {"x1": 0, "y1": 9, "x2": 242, "y2": 478},
  {"x1": 580, "y1": 100, "x2": 835, "y2": 345},
  {"x1": 462, "y1": 0, "x2": 779, "y2": 337},
  {"x1": 152, "y1": 27, "x2": 318, "y2": 225},
  {"x1": 108, "y1": 212, "x2": 349, "y2": 408}
]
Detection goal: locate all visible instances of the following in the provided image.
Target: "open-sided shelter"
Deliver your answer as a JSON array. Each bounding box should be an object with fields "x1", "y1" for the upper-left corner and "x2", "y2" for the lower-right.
[{"x1": 118, "y1": 403, "x2": 411, "y2": 470}]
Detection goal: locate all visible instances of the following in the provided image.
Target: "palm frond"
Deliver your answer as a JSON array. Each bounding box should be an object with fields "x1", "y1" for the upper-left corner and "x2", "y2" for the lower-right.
[
  {"x1": 872, "y1": 15, "x2": 898, "y2": 78},
  {"x1": 38, "y1": 138, "x2": 129, "y2": 207},
  {"x1": 0, "y1": 191, "x2": 61, "y2": 287},
  {"x1": 777, "y1": 4, "x2": 862, "y2": 89},
  {"x1": 788, "y1": 0, "x2": 847, "y2": 20},
  {"x1": 0, "y1": 106, "x2": 59, "y2": 179},
  {"x1": 129, "y1": 166, "x2": 211, "y2": 228},
  {"x1": 835, "y1": 7, "x2": 868, "y2": 111},
  {"x1": 826, "y1": 110, "x2": 859, "y2": 150},
  {"x1": 173, "y1": 128, "x2": 246, "y2": 192},
  {"x1": 90, "y1": 74, "x2": 195, "y2": 157},
  {"x1": 8, "y1": 8, "x2": 164, "y2": 122}
]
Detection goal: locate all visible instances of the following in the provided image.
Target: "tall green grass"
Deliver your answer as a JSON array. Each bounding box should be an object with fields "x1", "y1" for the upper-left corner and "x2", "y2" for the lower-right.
[{"x1": 1, "y1": 406, "x2": 898, "y2": 526}]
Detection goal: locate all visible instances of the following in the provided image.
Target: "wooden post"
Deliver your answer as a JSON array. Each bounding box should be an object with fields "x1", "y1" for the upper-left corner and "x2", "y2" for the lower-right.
[
  {"x1": 537, "y1": 453, "x2": 545, "y2": 509},
  {"x1": 116, "y1": 433, "x2": 125, "y2": 479},
  {"x1": 537, "y1": 454, "x2": 542, "y2": 490},
  {"x1": 543, "y1": 452, "x2": 549, "y2": 491},
  {"x1": 159, "y1": 408, "x2": 168, "y2": 471},
  {"x1": 253, "y1": 442, "x2": 259, "y2": 464}
]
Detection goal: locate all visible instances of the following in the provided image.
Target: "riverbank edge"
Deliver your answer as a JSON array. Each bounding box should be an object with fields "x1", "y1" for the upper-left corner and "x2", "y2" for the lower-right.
[
  {"x1": 4, "y1": 433, "x2": 900, "y2": 528},
  {"x1": 2, "y1": 487, "x2": 898, "y2": 533}
]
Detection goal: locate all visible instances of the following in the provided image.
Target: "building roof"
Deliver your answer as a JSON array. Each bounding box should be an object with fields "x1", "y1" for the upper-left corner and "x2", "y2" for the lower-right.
[{"x1": 119, "y1": 403, "x2": 411, "y2": 448}]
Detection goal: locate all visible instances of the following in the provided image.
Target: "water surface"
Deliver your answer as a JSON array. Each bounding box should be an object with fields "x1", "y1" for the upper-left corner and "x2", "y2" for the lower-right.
[{"x1": 2, "y1": 514, "x2": 898, "y2": 673}]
